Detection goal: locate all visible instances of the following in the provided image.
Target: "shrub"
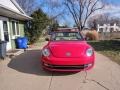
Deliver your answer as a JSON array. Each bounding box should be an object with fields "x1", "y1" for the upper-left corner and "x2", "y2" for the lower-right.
[{"x1": 86, "y1": 30, "x2": 99, "y2": 40}]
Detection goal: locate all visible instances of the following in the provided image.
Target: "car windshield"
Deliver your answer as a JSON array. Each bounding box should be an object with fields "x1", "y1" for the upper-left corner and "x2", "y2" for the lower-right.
[{"x1": 51, "y1": 32, "x2": 83, "y2": 41}]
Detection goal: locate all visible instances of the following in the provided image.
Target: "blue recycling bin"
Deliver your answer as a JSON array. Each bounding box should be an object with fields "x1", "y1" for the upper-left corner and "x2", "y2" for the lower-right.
[{"x1": 16, "y1": 37, "x2": 28, "y2": 49}]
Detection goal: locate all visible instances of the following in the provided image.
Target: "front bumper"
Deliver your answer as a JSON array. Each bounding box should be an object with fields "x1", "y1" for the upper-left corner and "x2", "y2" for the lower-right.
[
  {"x1": 42, "y1": 62, "x2": 94, "y2": 72},
  {"x1": 41, "y1": 54, "x2": 95, "y2": 72}
]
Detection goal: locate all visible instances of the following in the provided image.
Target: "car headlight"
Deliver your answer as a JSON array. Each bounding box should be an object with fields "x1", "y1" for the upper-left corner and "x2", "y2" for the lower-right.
[
  {"x1": 86, "y1": 48, "x2": 93, "y2": 56},
  {"x1": 42, "y1": 48, "x2": 50, "y2": 57}
]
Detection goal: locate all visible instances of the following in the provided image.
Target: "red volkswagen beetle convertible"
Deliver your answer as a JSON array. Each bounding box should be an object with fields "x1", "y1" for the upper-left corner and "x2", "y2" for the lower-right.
[{"x1": 41, "y1": 31, "x2": 95, "y2": 72}]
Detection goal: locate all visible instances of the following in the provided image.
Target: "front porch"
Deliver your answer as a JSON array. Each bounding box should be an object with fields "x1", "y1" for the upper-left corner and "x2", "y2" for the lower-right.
[{"x1": 0, "y1": 16, "x2": 25, "y2": 51}]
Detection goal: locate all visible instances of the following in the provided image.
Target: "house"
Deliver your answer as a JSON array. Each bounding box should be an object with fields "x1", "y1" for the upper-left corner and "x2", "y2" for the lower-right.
[
  {"x1": 0, "y1": 0, "x2": 31, "y2": 51},
  {"x1": 97, "y1": 23, "x2": 120, "y2": 32}
]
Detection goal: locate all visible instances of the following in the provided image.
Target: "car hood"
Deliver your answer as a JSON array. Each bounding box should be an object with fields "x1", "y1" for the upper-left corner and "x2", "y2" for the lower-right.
[{"x1": 48, "y1": 41, "x2": 90, "y2": 58}]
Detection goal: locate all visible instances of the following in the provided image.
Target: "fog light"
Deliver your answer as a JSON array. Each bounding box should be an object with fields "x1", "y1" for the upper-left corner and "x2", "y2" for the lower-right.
[
  {"x1": 88, "y1": 63, "x2": 92, "y2": 67},
  {"x1": 44, "y1": 63, "x2": 49, "y2": 67}
]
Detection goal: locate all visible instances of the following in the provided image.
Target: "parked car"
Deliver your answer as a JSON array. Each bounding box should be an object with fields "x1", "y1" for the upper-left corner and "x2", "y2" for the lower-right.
[{"x1": 41, "y1": 31, "x2": 95, "y2": 72}]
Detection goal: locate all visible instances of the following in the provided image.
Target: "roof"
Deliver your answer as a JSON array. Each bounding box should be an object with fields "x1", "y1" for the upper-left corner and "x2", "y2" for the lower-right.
[
  {"x1": 10, "y1": 0, "x2": 26, "y2": 14},
  {"x1": 0, "y1": 0, "x2": 32, "y2": 20}
]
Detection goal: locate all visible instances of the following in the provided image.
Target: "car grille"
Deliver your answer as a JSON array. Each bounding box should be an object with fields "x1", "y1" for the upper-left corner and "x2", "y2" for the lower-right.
[{"x1": 44, "y1": 64, "x2": 90, "y2": 70}]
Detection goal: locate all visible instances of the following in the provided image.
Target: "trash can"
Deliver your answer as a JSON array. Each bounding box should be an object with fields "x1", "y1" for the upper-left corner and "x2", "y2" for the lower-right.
[
  {"x1": 0, "y1": 41, "x2": 7, "y2": 59},
  {"x1": 16, "y1": 37, "x2": 28, "y2": 49}
]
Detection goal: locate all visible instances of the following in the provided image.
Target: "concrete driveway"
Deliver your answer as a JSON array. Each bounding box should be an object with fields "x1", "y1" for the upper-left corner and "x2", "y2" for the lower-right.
[{"x1": 0, "y1": 47, "x2": 120, "y2": 90}]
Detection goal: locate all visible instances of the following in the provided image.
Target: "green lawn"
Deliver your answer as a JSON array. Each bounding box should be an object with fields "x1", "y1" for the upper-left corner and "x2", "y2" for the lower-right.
[{"x1": 88, "y1": 40, "x2": 120, "y2": 65}]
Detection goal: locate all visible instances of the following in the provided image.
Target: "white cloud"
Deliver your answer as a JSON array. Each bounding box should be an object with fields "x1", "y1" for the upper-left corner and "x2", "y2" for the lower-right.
[{"x1": 93, "y1": 3, "x2": 120, "y2": 17}]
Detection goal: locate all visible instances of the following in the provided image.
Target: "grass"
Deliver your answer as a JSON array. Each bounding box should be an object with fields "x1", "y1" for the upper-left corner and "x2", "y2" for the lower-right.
[{"x1": 88, "y1": 40, "x2": 120, "y2": 65}]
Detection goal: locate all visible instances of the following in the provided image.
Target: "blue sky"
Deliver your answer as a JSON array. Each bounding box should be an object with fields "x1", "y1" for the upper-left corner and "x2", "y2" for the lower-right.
[
  {"x1": 106, "y1": 0, "x2": 120, "y2": 5},
  {"x1": 37, "y1": 0, "x2": 120, "y2": 26}
]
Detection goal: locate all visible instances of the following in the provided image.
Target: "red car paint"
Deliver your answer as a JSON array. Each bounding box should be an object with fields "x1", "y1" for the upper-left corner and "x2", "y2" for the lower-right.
[{"x1": 41, "y1": 32, "x2": 95, "y2": 72}]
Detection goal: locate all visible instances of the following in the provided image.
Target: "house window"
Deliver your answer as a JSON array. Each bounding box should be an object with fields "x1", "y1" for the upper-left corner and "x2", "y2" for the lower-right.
[
  {"x1": 99, "y1": 28, "x2": 103, "y2": 33},
  {"x1": 16, "y1": 22, "x2": 20, "y2": 35},
  {"x1": 3, "y1": 21, "x2": 9, "y2": 42},
  {"x1": 12, "y1": 21, "x2": 16, "y2": 35},
  {"x1": 12, "y1": 21, "x2": 20, "y2": 36}
]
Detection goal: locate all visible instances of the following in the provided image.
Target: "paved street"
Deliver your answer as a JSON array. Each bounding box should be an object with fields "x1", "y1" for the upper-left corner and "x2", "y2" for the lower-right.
[{"x1": 0, "y1": 46, "x2": 120, "y2": 90}]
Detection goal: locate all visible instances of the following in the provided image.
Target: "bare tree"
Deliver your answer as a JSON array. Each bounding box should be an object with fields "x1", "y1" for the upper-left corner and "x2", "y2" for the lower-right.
[
  {"x1": 44, "y1": 0, "x2": 66, "y2": 23},
  {"x1": 88, "y1": 13, "x2": 120, "y2": 29},
  {"x1": 88, "y1": 13, "x2": 110, "y2": 29},
  {"x1": 16, "y1": 0, "x2": 40, "y2": 15},
  {"x1": 64, "y1": 0, "x2": 104, "y2": 31}
]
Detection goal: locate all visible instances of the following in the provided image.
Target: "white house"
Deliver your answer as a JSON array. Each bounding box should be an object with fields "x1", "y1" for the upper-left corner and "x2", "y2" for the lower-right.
[
  {"x1": 0, "y1": 0, "x2": 31, "y2": 51},
  {"x1": 97, "y1": 23, "x2": 120, "y2": 32}
]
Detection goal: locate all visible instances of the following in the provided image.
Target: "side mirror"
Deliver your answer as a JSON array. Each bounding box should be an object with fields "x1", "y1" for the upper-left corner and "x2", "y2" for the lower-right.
[{"x1": 45, "y1": 38, "x2": 50, "y2": 41}]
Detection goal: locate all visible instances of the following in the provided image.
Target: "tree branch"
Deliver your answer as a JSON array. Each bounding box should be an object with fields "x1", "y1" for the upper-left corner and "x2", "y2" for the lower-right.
[{"x1": 64, "y1": 0, "x2": 104, "y2": 31}]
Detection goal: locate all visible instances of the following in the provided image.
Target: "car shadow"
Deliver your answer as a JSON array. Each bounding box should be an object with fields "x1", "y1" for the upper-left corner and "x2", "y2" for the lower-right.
[{"x1": 8, "y1": 50, "x2": 77, "y2": 76}]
